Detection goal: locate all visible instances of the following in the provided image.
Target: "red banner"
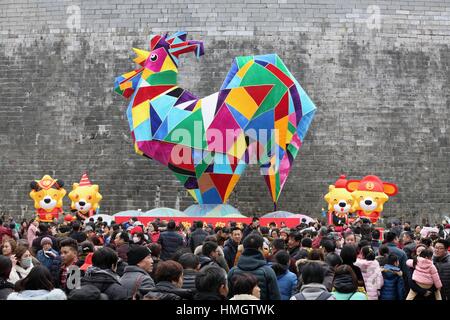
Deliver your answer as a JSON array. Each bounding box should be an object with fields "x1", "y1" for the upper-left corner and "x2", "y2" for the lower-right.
[{"x1": 114, "y1": 216, "x2": 304, "y2": 229}]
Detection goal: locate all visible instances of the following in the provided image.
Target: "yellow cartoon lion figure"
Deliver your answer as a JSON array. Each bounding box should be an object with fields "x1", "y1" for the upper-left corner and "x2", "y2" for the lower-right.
[
  {"x1": 324, "y1": 175, "x2": 354, "y2": 230},
  {"x1": 30, "y1": 175, "x2": 66, "y2": 223},
  {"x1": 69, "y1": 173, "x2": 102, "y2": 221},
  {"x1": 345, "y1": 175, "x2": 398, "y2": 224}
]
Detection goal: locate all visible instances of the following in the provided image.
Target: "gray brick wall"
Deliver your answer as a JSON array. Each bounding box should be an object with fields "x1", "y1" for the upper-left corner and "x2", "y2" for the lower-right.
[{"x1": 0, "y1": 0, "x2": 449, "y2": 225}]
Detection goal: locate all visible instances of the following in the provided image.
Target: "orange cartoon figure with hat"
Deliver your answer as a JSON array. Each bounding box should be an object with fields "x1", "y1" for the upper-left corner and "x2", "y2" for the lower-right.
[
  {"x1": 30, "y1": 175, "x2": 66, "y2": 223},
  {"x1": 69, "y1": 173, "x2": 103, "y2": 221},
  {"x1": 324, "y1": 175, "x2": 355, "y2": 231},
  {"x1": 345, "y1": 175, "x2": 398, "y2": 224}
]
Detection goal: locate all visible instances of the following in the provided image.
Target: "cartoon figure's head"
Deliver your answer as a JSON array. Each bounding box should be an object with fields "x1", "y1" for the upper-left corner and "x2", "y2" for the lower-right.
[
  {"x1": 68, "y1": 173, "x2": 102, "y2": 215},
  {"x1": 114, "y1": 32, "x2": 204, "y2": 98},
  {"x1": 30, "y1": 175, "x2": 66, "y2": 217},
  {"x1": 346, "y1": 175, "x2": 398, "y2": 223},
  {"x1": 324, "y1": 175, "x2": 354, "y2": 215}
]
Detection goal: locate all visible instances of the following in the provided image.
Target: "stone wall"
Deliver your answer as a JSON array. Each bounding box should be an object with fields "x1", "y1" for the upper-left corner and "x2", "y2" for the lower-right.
[{"x1": 0, "y1": 0, "x2": 449, "y2": 224}]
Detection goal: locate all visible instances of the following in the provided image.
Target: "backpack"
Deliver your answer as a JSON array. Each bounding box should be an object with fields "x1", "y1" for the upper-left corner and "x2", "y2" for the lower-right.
[{"x1": 293, "y1": 291, "x2": 332, "y2": 300}]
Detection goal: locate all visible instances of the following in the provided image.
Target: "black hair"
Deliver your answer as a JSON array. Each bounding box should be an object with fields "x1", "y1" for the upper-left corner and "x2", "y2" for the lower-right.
[
  {"x1": 259, "y1": 226, "x2": 269, "y2": 236},
  {"x1": 15, "y1": 265, "x2": 54, "y2": 292},
  {"x1": 271, "y1": 250, "x2": 290, "y2": 276},
  {"x1": 421, "y1": 238, "x2": 432, "y2": 247},
  {"x1": 435, "y1": 239, "x2": 449, "y2": 249},
  {"x1": 340, "y1": 244, "x2": 357, "y2": 265},
  {"x1": 92, "y1": 247, "x2": 118, "y2": 270},
  {"x1": 195, "y1": 265, "x2": 227, "y2": 294},
  {"x1": 202, "y1": 241, "x2": 218, "y2": 257},
  {"x1": 178, "y1": 253, "x2": 200, "y2": 270},
  {"x1": 378, "y1": 244, "x2": 389, "y2": 256},
  {"x1": 372, "y1": 229, "x2": 380, "y2": 240},
  {"x1": 60, "y1": 238, "x2": 78, "y2": 252},
  {"x1": 387, "y1": 253, "x2": 398, "y2": 265},
  {"x1": 195, "y1": 221, "x2": 204, "y2": 229},
  {"x1": 116, "y1": 231, "x2": 130, "y2": 243},
  {"x1": 242, "y1": 233, "x2": 264, "y2": 250},
  {"x1": 171, "y1": 247, "x2": 192, "y2": 262},
  {"x1": 301, "y1": 237, "x2": 312, "y2": 248},
  {"x1": 38, "y1": 223, "x2": 49, "y2": 233},
  {"x1": 230, "y1": 273, "x2": 258, "y2": 296},
  {"x1": 419, "y1": 248, "x2": 433, "y2": 259},
  {"x1": 325, "y1": 252, "x2": 343, "y2": 268},
  {"x1": 167, "y1": 220, "x2": 176, "y2": 230},
  {"x1": 271, "y1": 238, "x2": 286, "y2": 251},
  {"x1": 80, "y1": 240, "x2": 94, "y2": 253},
  {"x1": 148, "y1": 243, "x2": 161, "y2": 257},
  {"x1": 361, "y1": 246, "x2": 376, "y2": 260},
  {"x1": 321, "y1": 239, "x2": 336, "y2": 253},
  {"x1": 112, "y1": 224, "x2": 120, "y2": 231},
  {"x1": 231, "y1": 227, "x2": 242, "y2": 235},
  {"x1": 385, "y1": 231, "x2": 397, "y2": 243},
  {"x1": 0, "y1": 255, "x2": 12, "y2": 279},
  {"x1": 289, "y1": 232, "x2": 302, "y2": 242},
  {"x1": 72, "y1": 221, "x2": 81, "y2": 231},
  {"x1": 302, "y1": 262, "x2": 325, "y2": 285}
]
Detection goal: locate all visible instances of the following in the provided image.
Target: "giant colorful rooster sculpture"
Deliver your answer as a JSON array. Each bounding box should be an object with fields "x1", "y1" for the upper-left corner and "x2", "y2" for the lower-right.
[{"x1": 114, "y1": 32, "x2": 316, "y2": 207}]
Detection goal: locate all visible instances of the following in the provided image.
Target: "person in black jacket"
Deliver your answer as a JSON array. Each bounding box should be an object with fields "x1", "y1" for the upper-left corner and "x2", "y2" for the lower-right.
[
  {"x1": 81, "y1": 247, "x2": 128, "y2": 300},
  {"x1": 198, "y1": 241, "x2": 220, "y2": 270},
  {"x1": 31, "y1": 223, "x2": 59, "y2": 254},
  {"x1": 227, "y1": 233, "x2": 281, "y2": 300},
  {"x1": 193, "y1": 265, "x2": 228, "y2": 300},
  {"x1": 433, "y1": 239, "x2": 450, "y2": 300},
  {"x1": 179, "y1": 253, "x2": 200, "y2": 290},
  {"x1": 223, "y1": 227, "x2": 242, "y2": 269},
  {"x1": 0, "y1": 256, "x2": 14, "y2": 300},
  {"x1": 243, "y1": 217, "x2": 260, "y2": 239},
  {"x1": 145, "y1": 260, "x2": 193, "y2": 300},
  {"x1": 188, "y1": 221, "x2": 208, "y2": 253},
  {"x1": 158, "y1": 221, "x2": 185, "y2": 261}
]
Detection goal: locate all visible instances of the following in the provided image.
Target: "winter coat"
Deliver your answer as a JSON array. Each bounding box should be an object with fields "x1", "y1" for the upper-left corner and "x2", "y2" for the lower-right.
[
  {"x1": 228, "y1": 248, "x2": 280, "y2": 300},
  {"x1": 0, "y1": 278, "x2": 14, "y2": 300},
  {"x1": 182, "y1": 269, "x2": 197, "y2": 290},
  {"x1": 380, "y1": 264, "x2": 405, "y2": 300},
  {"x1": 275, "y1": 267, "x2": 298, "y2": 300},
  {"x1": 37, "y1": 249, "x2": 59, "y2": 270},
  {"x1": 193, "y1": 291, "x2": 225, "y2": 300},
  {"x1": 67, "y1": 284, "x2": 109, "y2": 300},
  {"x1": 407, "y1": 257, "x2": 442, "y2": 288},
  {"x1": 230, "y1": 294, "x2": 259, "y2": 300},
  {"x1": 120, "y1": 265, "x2": 155, "y2": 299},
  {"x1": 331, "y1": 291, "x2": 367, "y2": 300},
  {"x1": 188, "y1": 228, "x2": 208, "y2": 252},
  {"x1": 387, "y1": 242, "x2": 410, "y2": 278},
  {"x1": 291, "y1": 283, "x2": 335, "y2": 300},
  {"x1": 9, "y1": 263, "x2": 34, "y2": 284},
  {"x1": 7, "y1": 289, "x2": 66, "y2": 300},
  {"x1": 81, "y1": 267, "x2": 128, "y2": 300},
  {"x1": 433, "y1": 253, "x2": 450, "y2": 300},
  {"x1": 158, "y1": 230, "x2": 185, "y2": 261},
  {"x1": 26, "y1": 224, "x2": 38, "y2": 247},
  {"x1": 354, "y1": 259, "x2": 383, "y2": 300},
  {"x1": 223, "y1": 239, "x2": 239, "y2": 269},
  {"x1": 31, "y1": 234, "x2": 59, "y2": 253},
  {"x1": 145, "y1": 281, "x2": 194, "y2": 300},
  {"x1": 403, "y1": 241, "x2": 416, "y2": 259}
]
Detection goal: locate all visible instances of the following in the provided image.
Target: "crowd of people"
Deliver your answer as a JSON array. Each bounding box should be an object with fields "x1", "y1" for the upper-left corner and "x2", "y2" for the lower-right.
[{"x1": 0, "y1": 213, "x2": 449, "y2": 301}]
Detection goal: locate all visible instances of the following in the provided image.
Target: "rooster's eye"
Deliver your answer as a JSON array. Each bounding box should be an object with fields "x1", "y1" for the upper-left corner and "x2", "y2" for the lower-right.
[{"x1": 150, "y1": 54, "x2": 158, "y2": 62}]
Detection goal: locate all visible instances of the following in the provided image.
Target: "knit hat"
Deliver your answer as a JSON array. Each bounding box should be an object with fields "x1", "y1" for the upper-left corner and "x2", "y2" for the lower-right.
[
  {"x1": 40, "y1": 237, "x2": 53, "y2": 246},
  {"x1": 127, "y1": 245, "x2": 151, "y2": 265}
]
